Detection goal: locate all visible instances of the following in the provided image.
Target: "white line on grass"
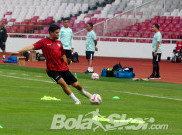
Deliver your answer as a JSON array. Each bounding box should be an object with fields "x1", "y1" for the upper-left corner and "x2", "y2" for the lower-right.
[
  {"x1": 35, "y1": 76, "x2": 43, "y2": 78},
  {"x1": 8, "y1": 73, "x2": 17, "y2": 75},
  {"x1": 112, "y1": 90, "x2": 182, "y2": 102},
  {"x1": 21, "y1": 74, "x2": 29, "y2": 76},
  {"x1": 0, "y1": 85, "x2": 59, "y2": 89},
  {"x1": 0, "y1": 74, "x2": 54, "y2": 84},
  {"x1": 0, "y1": 74, "x2": 182, "y2": 102}
]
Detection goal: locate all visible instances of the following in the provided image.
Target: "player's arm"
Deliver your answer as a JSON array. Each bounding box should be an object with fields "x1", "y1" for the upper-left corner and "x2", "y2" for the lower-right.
[
  {"x1": 154, "y1": 41, "x2": 160, "y2": 56},
  {"x1": 92, "y1": 32, "x2": 98, "y2": 51},
  {"x1": 11, "y1": 45, "x2": 35, "y2": 55},
  {"x1": 154, "y1": 34, "x2": 161, "y2": 56},
  {"x1": 62, "y1": 54, "x2": 68, "y2": 65},
  {"x1": 155, "y1": 42, "x2": 160, "y2": 52},
  {"x1": 94, "y1": 40, "x2": 98, "y2": 51}
]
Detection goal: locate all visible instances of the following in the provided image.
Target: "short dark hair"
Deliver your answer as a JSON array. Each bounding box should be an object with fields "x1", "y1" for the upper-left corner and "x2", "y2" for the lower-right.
[
  {"x1": 87, "y1": 23, "x2": 93, "y2": 28},
  {"x1": 153, "y1": 24, "x2": 159, "y2": 29},
  {"x1": 63, "y1": 18, "x2": 70, "y2": 22},
  {"x1": 49, "y1": 24, "x2": 60, "y2": 34}
]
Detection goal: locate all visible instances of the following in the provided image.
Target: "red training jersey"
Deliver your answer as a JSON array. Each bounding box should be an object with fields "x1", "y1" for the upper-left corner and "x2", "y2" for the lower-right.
[{"x1": 33, "y1": 38, "x2": 69, "y2": 72}]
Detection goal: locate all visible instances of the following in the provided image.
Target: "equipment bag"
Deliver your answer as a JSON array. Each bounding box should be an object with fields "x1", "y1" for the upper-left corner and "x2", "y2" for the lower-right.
[
  {"x1": 112, "y1": 63, "x2": 122, "y2": 76},
  {"x1": 115, "y1": 67, "x2": 135, "y2": 79},
  {"x1": 72, "y1": 52, "x2": 79, "y2": 63},
  {"x1": 101, "y1": 68, "x2": 114, "y2": 77}
]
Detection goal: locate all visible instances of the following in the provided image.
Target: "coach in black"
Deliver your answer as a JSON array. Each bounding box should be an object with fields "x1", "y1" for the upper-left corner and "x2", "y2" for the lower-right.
[{"x1": 0, "y1": 21, "x2": 7, "y2": 60}]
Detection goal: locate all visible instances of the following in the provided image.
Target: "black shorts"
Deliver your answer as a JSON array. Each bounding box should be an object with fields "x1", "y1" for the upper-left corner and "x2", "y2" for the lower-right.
[
  {"x1": 64, "y1": 50, "x2": 72, "y2": 59},
  {"x1": 152, "y1": 52, "x2": 161, "y2": 62},
  {"x1": 47, "y1": 70, "x2": 77, "y2": 85},
  {"x1": 86, "y1": 51, "x2": 94, "y2": 60},
  {"x1": 0, "y1": 43, "x2": 5, "y2": 50}
]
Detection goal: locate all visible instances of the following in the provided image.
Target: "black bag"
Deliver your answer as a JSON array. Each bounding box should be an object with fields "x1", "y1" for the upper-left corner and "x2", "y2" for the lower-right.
[
  {"x1": 112, "y1": 63, "x2": 122, "y2": 71},
  {"x1": 36, "y1": 53, "x2": 46, "y2": 61},
  {"x1": 23, "y1": 52, "x2": 29, "y2": 61},
  {"x1": 72, "y1": 52, "x2": 79, "y2": 63},
  {"x1": 106, "y1": 68, "x2": 114, "y2": 77},
  {"x1": 112, "y1": 63, "x2": 122, "y2": 76}
]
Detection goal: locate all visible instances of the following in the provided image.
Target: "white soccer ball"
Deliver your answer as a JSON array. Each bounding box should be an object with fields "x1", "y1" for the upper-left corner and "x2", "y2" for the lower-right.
[
  {"x1": 91, "y1": 73, "x2": 99, "y2": 80},
  {"x1": 90, "y1": 94, "x2": 102, "y2": 105}
]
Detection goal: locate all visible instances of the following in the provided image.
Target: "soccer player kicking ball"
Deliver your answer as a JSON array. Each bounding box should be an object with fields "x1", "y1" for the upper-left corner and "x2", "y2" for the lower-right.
[{"x1": 12, "y1": 24, "x2": 92, "y2": 105}]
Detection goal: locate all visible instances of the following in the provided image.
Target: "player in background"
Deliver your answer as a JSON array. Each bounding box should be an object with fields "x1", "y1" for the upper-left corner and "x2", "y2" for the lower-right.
[
  {"x1": 59, "y1": 18, "x2": 73, "y2": 65},
  {"x1": 85, "y1": 23, "x2": 98, "y2": 73},
  {"x1": 0, "y1": 21, "x2": 7, "y2": 60},
  {"x1": 12, "y1": 24, "x2": 92, "y2": 105},
  {"x1": 148, "y1": 24, "x2": 162, "y2": 79}
]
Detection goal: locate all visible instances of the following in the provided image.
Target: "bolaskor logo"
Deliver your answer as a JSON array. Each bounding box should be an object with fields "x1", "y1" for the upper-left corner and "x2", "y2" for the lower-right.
[{"x1": 50, "y1": 109, "x2": 168, "y2": 131}]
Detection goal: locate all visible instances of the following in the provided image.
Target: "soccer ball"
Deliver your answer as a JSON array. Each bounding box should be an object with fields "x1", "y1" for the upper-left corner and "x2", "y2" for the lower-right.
[
  {"x1": 90, "y1": 94, "x2": 102, "y2": 105},
  {"x1": 91, "y1": 73, "x2": 99, "y2": 80}
]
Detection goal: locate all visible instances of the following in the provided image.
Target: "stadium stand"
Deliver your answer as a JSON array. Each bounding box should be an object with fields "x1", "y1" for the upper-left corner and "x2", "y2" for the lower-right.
[
  {"x1": 0, "y1": 0, "x2": 182, "y2": 43},
  {"x1": 0, "y1": 0, "x2": 151, "y2": 34}
]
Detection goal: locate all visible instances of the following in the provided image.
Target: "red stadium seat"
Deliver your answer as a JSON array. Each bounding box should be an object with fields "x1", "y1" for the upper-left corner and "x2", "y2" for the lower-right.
[
  {"x1": 131, "y1": 26, "x2": 138, "y2": 31},
  {"x1": 6, "y1": 12, "x2": 12, "y2": 15},
  {"x1": 165, "y1": 19, "x2": 171, "y2": 24},
  {"x1": 151, "y1": 19, "x2": 157, "y2": 24},
  {"x1": 159, "y1": 27, "x2": 164, "y2": 32},
  {"x1": 21, "y1": 22, "x2": 28, "y2": 25},
  {"x1": 112, "y1": 31, "x2": 120, "y2": 37},
  {"x1": 142, "y1": 32, "x2": 150, "y2": 38},
  {"x1": 175, "y1": 24, "x2": 181, "y2": 29},
  {"x1": 164, "y1": 28, "x2": 170, "y2": 32},
  {"x1": 172, "y1": 19, "x2": 179, "y2": 24},
  {"x1": 158, "y1": 19, "x2": 165, "y2": 25},
  {"x1": 116, "y1": 11, "x2": 122, "y2": 14},
  {"x1": 125, "y1": 26, "x2": 131, "y2": 31},
  {"x1": 118, "y1": 31, "x2": 127, "y2": 37},
  {"x1": 148, "y1": 23, "x2": 153, "y2": 28},
  {"x1": 168, "y1": 16, "x2": 174, "y2": 20},
  {"x1": 179, "y1": 20, "x2": 182, "y2": 25},
  {"x1": 174, "y1": 16, "x2": 180, "y2": 20},
  {"x1": 104, "y1": 33, "x2": 111, "y2": 36},
  {"x1": 161, "y1": 16, "x2": 167, "y2": 20},
  {"x1": 95, "y1": 11, "x2": 101, "y2": 14},
  {"x1": 6, "y1": 26, "x2": 11, "y2": 32},
  {"x1": 79, "y1": 23, "x2": 86, "y2": 28},
  {"x1": 144, "y1": 19, "x2": 151, "y2": 24},
  {"x1": 9, "y1": 19, "x2": 16, "y2": 22},
  {"x1": 168, "y1": 23, "x2": 175, "y2": 29}
]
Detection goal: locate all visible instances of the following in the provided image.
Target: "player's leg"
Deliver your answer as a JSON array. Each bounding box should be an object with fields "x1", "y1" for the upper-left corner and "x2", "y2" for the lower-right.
[
  {"x1": 71, "y1": 81, "x2": 92, "y2": 98},
  {"x1": 85, "y1": 51, "x2": 94, "y2": 73},
  {"x1": 57, "y1": 78, "x2": 81, "y2": 104},
  {"x1": 67, "y1": 58, "x2": 71, "y2": 65},
  {"x1": 155, "y1": 53, "x2": 161, "y2": 79},
  {"x1": 62, "y1": 70, "x2": 92, "y2": 98},
  {"x1": 47, "y1": 71, "x2": 81, "y2": 104},
  {"x1": 149, "y1": 52, "x2": 156, "y2": 79},
  {"x1": 65, "y1": 50, "x2": 72, "y2": 65},
  {"x1": 2, "y1": 50, "x2": 5, "y2": 60},
  {"x1": 0, "y1": 44, "x2": 5, "y2": 60}
]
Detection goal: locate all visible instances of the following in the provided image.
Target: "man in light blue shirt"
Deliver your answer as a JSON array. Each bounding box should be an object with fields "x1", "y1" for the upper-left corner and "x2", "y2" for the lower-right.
[
  {"x1": 148, "y1": 24, "x2": 162, "y2": 79},
  {"x1": 85, "y1": 23, "x2": 98, "y2": 73},
  {"x1": 59, "y1": 18, "x2": 73, "y2": 65}
]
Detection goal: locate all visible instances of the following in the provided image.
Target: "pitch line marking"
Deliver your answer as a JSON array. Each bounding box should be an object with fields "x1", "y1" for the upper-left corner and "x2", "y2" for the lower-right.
[{"x1": 0, "y1": 74, "x2": 182, "y2": 102}]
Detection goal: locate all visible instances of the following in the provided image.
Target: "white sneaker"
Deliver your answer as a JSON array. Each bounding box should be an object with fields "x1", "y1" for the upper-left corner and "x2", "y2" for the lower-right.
[{"x1": 75, "y1": 100, "x2": 81, "y2": 105}]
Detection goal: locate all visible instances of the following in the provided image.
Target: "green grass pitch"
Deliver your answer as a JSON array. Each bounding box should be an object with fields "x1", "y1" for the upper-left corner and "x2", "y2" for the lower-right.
[{"x1": 0, "y1": 64, "x2": 182, "y2": 135}]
